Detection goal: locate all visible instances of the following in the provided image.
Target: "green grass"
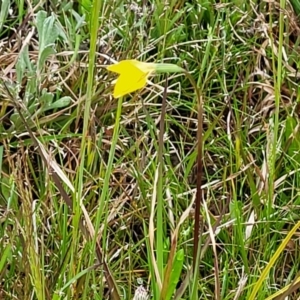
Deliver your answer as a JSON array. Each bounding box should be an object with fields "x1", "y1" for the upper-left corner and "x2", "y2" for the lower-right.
[{"x1": 1, "y1": 0, "x2": 300, "y2": 299}]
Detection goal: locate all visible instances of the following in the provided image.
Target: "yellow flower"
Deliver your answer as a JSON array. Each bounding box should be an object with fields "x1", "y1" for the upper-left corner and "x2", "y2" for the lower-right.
[
  {"x1": 107, "y1": 60, "x2": 156, "y2": 98},
  {"x1": 107, "y1": 59, "x2": 185, "y2": 98}
]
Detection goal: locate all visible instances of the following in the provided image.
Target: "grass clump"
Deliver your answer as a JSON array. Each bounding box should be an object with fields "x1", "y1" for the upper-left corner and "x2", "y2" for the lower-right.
[{"x1": 1, "y1": 0, "x2": 300, "y2": 299}]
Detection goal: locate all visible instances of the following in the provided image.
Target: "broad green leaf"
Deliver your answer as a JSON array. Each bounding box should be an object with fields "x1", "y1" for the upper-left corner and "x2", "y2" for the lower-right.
[
  {"x1": 55, "y1": 23, "x2": 68, "y2": 42},
  {"x1": 285, "y1": 116, "x2": 300, "y2": 159},
  {"x1": 16, "y1": 45, "x2": 33, "y2": 84},
  {"x1": 72, "y1": 11, "x2": 86, "y2": 31},
  {"x1": 285, "y1": 115, "x2": 295, "y2": 139},
  {"x1": 290, "y1": 0, "x2": 300, "y2": 16},
  {"x1": 38, "y1": 45, "x2": 56, "y2": 72},
  {"x1": 165, "y1": 249, "x2": 184, "y2": 300},
  {"x1": 0, "y1": 146, "x2": 3, "y2": 178},
  {"x1": 16, "y1": 46, "x2": 37, "y2": 106},
  {"x1": 0, "y1": 244, "x2": 11, "y2": 272},
  {"x1": 0, "y1": 0, "x2": 10, "y2": 32},
  {"x1": 36, "y1": 11, "x2": 59, "y2": 71},
  {"x1": 39, "y1": 12, "x2": 59, "y2": 48},
  {"x1": 36, "y1": 11, "x2": 47, "y2": 39},
  {"x1": 79, "y1": 0, "x2": 92, "y2": 15},
  {"x1": 16, "y1": 46, "x2": 28, "y2": 83},
  {"x1": 0, "y1": 175, "x2": 18, "y2": 209},
  {"x1": 163, "y1": 238, "x2": 170, "y2": 263},
  {"x1": 42, "y1": 96, "x2": 71, "y2": 112},
  {"x1": 39, "y1": 90, "x2": 54, "y2": 108}
]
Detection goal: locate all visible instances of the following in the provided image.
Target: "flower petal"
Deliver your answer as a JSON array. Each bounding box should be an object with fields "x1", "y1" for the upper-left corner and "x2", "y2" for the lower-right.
[
  {"x1": 128, "y1": 60, "x2": 156, "y2": 73},
  {"x1": 107, "y1": 60, "x2": 155, "y2": 97},
  {"x1": 107, "y1": 60, "x2": 141, "y2": 74},
  {"x1": 113, "y1": 73, "x2": 147, "y2": 98}
]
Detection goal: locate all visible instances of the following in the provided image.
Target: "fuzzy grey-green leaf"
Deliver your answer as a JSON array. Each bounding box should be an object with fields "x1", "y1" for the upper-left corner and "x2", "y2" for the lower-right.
[{"x1": 42, "y1": 96, "x2": 72, "y2": 112}]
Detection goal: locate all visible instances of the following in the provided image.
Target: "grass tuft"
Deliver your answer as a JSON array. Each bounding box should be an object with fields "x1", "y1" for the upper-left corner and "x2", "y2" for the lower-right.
[{"x1": 2, "y1": 0, "x2": 300, "y2": 299}]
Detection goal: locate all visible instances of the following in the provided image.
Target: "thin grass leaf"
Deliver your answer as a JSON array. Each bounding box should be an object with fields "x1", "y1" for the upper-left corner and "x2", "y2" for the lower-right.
[{"x1": 249, "y1": 220, "x2": 300, "y2": 299}]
